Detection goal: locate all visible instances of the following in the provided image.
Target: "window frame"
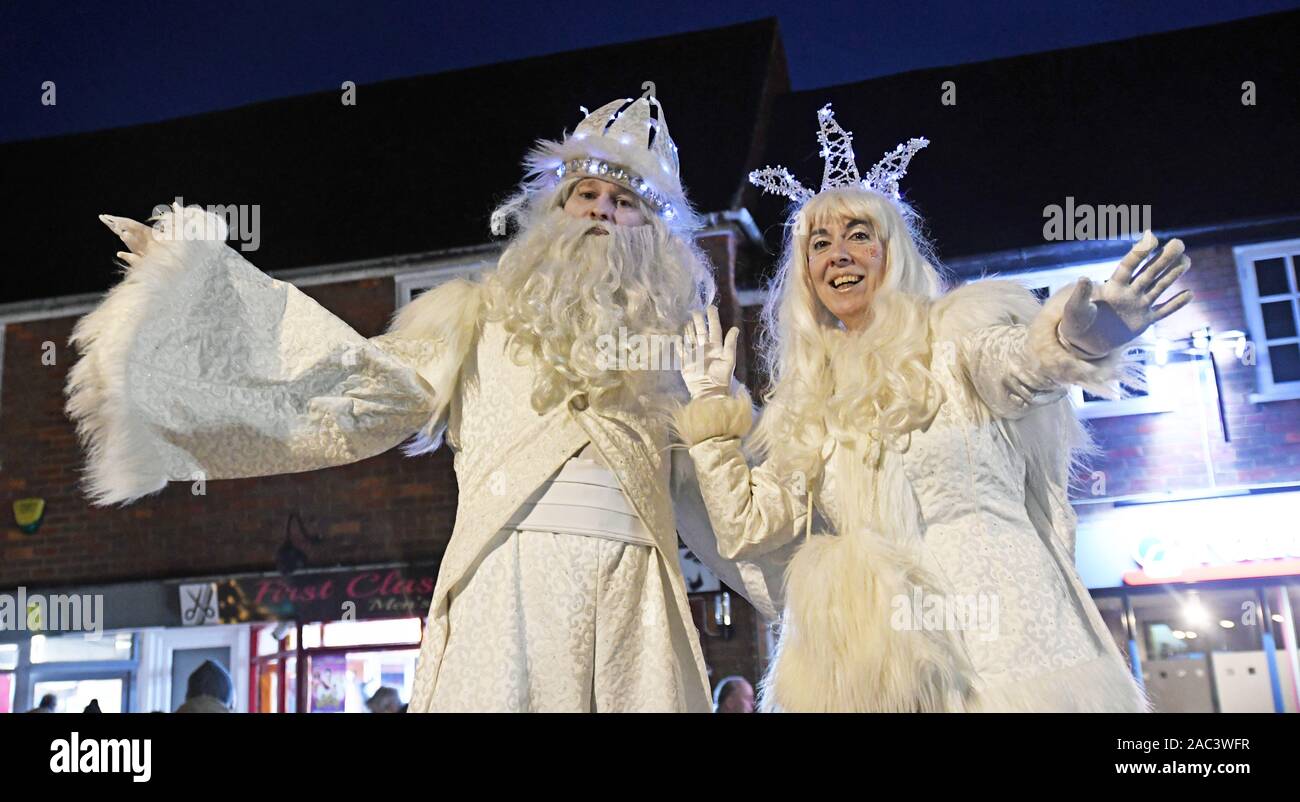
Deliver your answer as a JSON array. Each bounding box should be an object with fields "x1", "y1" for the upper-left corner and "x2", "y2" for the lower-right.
[
  {"x1": 393, "y1": 261, "x2": 491, "y2": 310},
  {"x1": 1233, "y1": 239, "x2": 1300, "y2": 403}
]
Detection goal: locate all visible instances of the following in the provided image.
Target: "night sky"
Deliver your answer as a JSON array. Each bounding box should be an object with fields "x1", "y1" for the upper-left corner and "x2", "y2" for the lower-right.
[{"x1": 3, "y1": 0, "x2": 1297, "y2": 144}]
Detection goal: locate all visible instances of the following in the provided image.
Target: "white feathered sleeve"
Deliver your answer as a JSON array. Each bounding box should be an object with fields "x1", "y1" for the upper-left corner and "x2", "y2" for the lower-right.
[
  {"x1": 65, "y1": 205, "x2": 481, "y2": 506},
  {"x1": 668, "y1": 388, "x2": 806, "y2": 619},
  {"x1": 932, "y1": 279, "x2": 1144, "y2": 421}
]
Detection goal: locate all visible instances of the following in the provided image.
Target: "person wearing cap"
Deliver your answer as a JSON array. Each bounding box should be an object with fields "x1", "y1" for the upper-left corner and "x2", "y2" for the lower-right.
[
  {"x1": 175, "y1": 659, "x2": 234, "y2": 713},
  {"x1": 70, "y1": 92, "x2": 787, "y2": 713}
]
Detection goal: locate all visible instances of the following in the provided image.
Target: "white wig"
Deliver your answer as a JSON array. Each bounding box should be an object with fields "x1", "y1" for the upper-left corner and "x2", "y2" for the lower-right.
[{"x1": 751, "y1": 187, "x2": 953, "y2": 475}]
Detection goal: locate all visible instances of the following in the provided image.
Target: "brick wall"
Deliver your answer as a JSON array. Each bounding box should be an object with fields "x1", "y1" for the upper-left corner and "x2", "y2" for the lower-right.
[
  {"x1": 1082, "y1": 241, "x2": 1300, "y2": 496},
  {"x1": 1, "y1": 276, "x2": 457, "y2": 589}
]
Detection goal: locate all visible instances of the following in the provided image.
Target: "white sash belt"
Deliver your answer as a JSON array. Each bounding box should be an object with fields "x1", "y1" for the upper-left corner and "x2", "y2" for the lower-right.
[{"x1": 506, "y1": 446, "x2": 656, "y2": 548}]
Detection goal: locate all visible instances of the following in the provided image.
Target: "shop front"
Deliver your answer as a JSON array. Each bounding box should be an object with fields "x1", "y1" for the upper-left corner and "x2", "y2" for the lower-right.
[
  {"x1": 1076, "y1": 488, "x2": 1300, "y2": 713},
  {"x1": 170, "y1": 562, "x2": 436, "y2": 713},
  {"x1": 1, "y1": 561, "x2": 436, "y2": 713}
]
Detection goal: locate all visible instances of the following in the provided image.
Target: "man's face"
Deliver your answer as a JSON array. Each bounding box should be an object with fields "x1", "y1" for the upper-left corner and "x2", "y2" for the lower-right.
[
  {"x1": 719, "y1": 680, "x2": 756, "y2": 712},
  {"x1": 562, "y1": 177, "x2": 647, "y2": 230}
]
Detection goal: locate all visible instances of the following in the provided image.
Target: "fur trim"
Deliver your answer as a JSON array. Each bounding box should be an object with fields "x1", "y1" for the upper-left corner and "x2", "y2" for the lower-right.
[
  {"x1": 932, "y1": 278, "x2": 1144, "y2": 401},
  {"x1": 969, "y1": 655, "x2": 1150, "y2": 712},
  {"x1": 385, "y1": 277, "x2": 484, "y2": 454},
  {"x1": 525, "y1": 134, "x2": 688, "y2": 217},
  {"x1": 930, "y1": 278, "x2": 1044, "y2": 339},
  {"x1": 760, "y1": 526, "x2": 977, "y2": 713},
  {"x1": 1027, "y1": 285, "x2": 1145, "y2": 400},
  {"x1": 672, "y1": 387, "x2": 755, "y2": 446},
  {"x1": 65, "y1": 206, "x2": 228, "y2": 506}
]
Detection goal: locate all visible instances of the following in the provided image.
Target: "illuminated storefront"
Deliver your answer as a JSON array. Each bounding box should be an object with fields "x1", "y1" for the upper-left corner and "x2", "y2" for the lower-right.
[
  {"x1": 0, "y1": 561, "x2": 435, "y2": 713},
  {"x1": 1077, "y1": 488, "x2": 1300, "y2": 713}
]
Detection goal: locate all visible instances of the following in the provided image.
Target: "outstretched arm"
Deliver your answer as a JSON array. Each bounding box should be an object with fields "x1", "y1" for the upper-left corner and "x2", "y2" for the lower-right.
[
  {"x1": 66, "y1": 205, "x2": 470, "y2": 506},
  {"x1": 952, "y1": 232, "x2": 1192, "y2": 419}
]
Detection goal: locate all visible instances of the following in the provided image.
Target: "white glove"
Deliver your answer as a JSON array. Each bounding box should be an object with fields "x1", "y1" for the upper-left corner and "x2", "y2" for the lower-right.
[
  {"x1": 1057, "y1": 231, "x2": 1193, "y2": 359},
  {"x1": 679, "y1": 306, "x2": 739, "y2": 401}
]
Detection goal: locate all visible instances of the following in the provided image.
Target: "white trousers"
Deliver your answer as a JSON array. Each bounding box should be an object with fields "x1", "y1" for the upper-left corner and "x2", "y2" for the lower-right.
[{"x1": 428, "y1": 529, "x2": 689, "y2": 712}]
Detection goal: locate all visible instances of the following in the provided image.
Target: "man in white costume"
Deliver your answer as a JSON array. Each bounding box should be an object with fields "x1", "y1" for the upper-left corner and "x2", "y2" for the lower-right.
[{"x1": 67, "y1": 93, "x2": 789, "y2": 712}]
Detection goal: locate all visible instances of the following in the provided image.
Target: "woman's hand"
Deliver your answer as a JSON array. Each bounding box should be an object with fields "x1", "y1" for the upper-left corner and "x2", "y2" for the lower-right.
[
  {"x1": 679, "y1": 306, "x2": 739, "y2": 400},
  {"x1": 1058, "y1": 231, "x2": 1193, "y2": 358}
]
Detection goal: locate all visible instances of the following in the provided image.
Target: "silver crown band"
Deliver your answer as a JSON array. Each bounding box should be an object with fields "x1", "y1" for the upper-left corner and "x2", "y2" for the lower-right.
[{"x1": 556, "y1": 158, "x2": 678, "y2": 221}]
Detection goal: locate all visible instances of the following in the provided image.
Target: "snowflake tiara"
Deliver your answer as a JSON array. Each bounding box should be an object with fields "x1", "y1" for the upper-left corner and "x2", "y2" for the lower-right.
[{"x1": 749, "y1": 104, "x2": 929, "y2": 207}]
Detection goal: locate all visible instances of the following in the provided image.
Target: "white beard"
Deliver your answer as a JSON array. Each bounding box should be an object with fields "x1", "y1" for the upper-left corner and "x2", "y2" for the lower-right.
[{"x1": 484, "y1": 209, "x2": 709, "y2": 414}]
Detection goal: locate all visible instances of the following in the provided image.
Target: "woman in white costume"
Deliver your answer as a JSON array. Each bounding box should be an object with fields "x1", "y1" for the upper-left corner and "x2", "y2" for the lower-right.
[
  {"x1": 67, "y1": 93, "x2": 789, "y2": 712},
  {"x1": 674, "y1": 105, "x2": 1193, "y2": 712}
]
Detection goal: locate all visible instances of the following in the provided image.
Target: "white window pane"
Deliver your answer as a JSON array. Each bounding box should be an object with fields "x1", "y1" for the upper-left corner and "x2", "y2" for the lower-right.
[
  {"x1": 30, "y1": 632, "x2": 133, "y2": 663},
  {"x1": 321, "y1": 618, "x2": 421, "y2": 647},
  {"x1": 32, "y1": 678, "x2": 124, "y2": 713}
]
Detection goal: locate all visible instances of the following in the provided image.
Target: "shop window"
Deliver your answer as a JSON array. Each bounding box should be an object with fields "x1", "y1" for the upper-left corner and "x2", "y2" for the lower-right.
[
  {"x1": 30, "y1": 632, "x2": 134, "y2": 663},
  {"x1": 32, "y1": 677, "x2": 125, "y2": 713},
  {"x1": 1233, "y1": 240, "x2": 1300, "y2": 402},
  {"x1": 308, "y1": 649, "x2": 418, "y2": 713},
  {"x1": 256, "y1": 624, "x2": 296, "y2": 656},
  {"x1": 302, "y1": 618, "x2": 422, "y2": 649},
  {"x1": 0, "y1": 644, "x2": 15, "y2": 714},
  {"x1": 1130, "y1": 588, "x2": 1284, "y2": 713}
]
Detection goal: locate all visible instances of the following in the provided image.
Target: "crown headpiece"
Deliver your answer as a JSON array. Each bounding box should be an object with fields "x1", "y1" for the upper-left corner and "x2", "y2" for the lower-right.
[
  {"x1": 493, "y1": 88, "x2": 696, "y2": 236},
  {"x1": 749, "y1": 104, "x2": 928, "y2": 207}
]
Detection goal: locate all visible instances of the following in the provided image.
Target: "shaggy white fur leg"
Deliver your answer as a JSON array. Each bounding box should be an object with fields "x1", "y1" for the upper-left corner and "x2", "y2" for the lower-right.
[
  {"x1": 968, "y1": 654, "x2": 1150, "y2": 712},
  {"x1": 759, "y1": 527, "x2": 978, "y2": 713},
  {"x1": 1027, "y1": 287, "x2": 1146, "y2": 400},
  {"x1": 672, "y1": 387, "x2": 754, "y2": 446}
]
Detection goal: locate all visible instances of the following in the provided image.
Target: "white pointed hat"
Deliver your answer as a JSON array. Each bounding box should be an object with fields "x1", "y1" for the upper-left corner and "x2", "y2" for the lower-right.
[{"x1": 494, "y1": 91, "x2": 698, "y2": 235}]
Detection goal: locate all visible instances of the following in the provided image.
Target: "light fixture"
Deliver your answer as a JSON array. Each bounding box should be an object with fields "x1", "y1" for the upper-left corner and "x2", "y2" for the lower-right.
[
  {"x1": 1273, "y1": 614, "x2": 1285, "y2": 624},
  {"x1": 1172, "y1": 630, "x2": 1186, "y2": 639},
  {"x1": 1219, "y1": 619, "x2": 1235, "y2": 629},
  {"x1": 1185, "y1": 631, "x2": 1199, "y2": 639},
  {"x1": 1183, "y1": 597, "x2": 1209, "y2": 627}
]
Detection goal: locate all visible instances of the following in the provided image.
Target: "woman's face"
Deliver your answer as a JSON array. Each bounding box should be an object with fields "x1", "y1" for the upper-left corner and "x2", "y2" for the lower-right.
[
  {"x1": 562, "y1": 177, "x2": 647, "y2": 231},
  {"x1": 806, "y1": 215, "x2": 887, "y2": 331}
]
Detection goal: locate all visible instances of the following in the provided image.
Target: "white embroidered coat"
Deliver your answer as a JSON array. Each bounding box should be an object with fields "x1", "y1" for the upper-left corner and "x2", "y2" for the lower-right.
[
  {"x1": 65, "y1": 207, "x2": 791, "y2": 713},
  {"x1": 674, "y1": 280, "x2": 1151, "y2": 713}
]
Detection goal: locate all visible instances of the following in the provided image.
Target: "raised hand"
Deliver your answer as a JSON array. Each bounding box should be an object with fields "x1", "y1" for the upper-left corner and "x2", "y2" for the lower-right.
[
  {"x1": 1058, "y1": 231, "x2": 1194, "y2": 358},
  {"x1": 678, "y1": 306, "x2": 739, "y2": 401}
]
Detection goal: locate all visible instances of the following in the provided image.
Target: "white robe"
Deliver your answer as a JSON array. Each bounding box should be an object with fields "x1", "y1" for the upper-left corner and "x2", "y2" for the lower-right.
[
  {"x1": 65, "y1": 205, "x2": 791, "y2": 713},
  {"x1": 430, "y1": 529, "x2": 686, "y2": 712},
  {"x1": 674, "y1": 280, "x2": 1150, "y2": 713}
]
